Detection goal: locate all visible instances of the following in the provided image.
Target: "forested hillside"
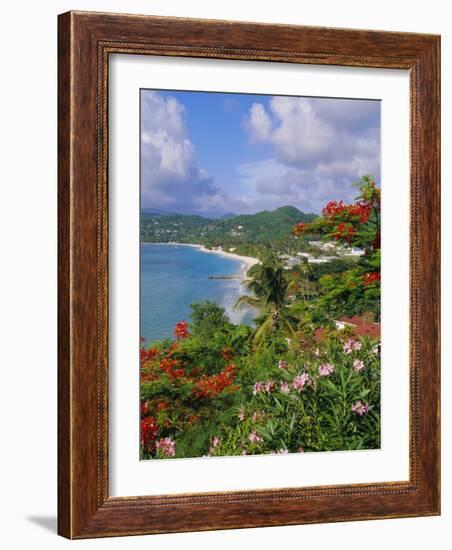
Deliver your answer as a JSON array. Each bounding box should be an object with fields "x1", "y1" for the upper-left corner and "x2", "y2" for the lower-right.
[{"x1": 140, "y1": 206, "x2": 317, "y2": 257}]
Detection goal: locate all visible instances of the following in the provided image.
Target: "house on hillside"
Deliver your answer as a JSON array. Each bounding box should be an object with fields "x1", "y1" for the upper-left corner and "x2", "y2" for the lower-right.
[
  {"x1": 308, "y1": 240, "x2": 365, "y2": 257},
  {"x1": 315, "y1": 314, "x2": 380, "y2": 341},
  {"x1": 343, "y1": 247, "x2": 365, "y2": 257}
]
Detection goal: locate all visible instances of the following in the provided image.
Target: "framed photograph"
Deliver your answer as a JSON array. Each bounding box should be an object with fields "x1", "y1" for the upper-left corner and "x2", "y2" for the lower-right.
[{"x1": 58, "y1": 11, "x2": 440, "y2": 538}]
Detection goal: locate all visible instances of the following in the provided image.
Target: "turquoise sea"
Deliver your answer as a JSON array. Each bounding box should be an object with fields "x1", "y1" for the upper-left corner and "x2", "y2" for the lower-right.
[{"x1": 140, "y1": 243, "x2": 256, "y2": 343}]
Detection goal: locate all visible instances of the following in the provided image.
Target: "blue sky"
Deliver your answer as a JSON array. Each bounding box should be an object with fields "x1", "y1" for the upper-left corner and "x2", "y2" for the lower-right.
[{"x1": 140, "y1": 89, "x2": 380, "y2": 216}]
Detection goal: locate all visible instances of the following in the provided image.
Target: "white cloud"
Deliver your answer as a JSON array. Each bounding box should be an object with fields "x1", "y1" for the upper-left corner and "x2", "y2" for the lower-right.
[
  {"x1": 245, "y1": 96, "x2": 379, "y2": 168},
  {"x1": 242, "y1": 96, "x2": 380, "y2": 211},
  {"x1": 237, "y1": 159, "x2": 350, "y2": 213},
  {"x1": 268, "y1": 97, "x2": 335, "y2": 166},
  {"x1": 245, "y1": 103, "x2": 273, "y2": 141},
  {"x1": 141, "y1": 92, "x2": 380, "y2": 216},
  {"x1": 141, "y1": 92, "x2": 224, "y2": 214}
]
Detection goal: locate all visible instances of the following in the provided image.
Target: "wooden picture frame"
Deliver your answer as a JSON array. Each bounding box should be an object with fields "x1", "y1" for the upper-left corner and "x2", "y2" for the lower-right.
[{"x1": 58, "y1": 11, "x2": 440, "y2": 539}]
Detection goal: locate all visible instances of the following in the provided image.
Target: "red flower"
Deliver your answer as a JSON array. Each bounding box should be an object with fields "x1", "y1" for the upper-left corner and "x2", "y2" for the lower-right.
[
  {"x1": 193, "y1": 364, "x2": 238, "y2": 399},
  {"x1": 347, "y1": 202, "x2": 372, "y2": 224},
  {"x1": 174, "y1": 321, "x2": 189, "y2": 340},
  {"x1": 141, "y1": 416, "x2": 158, "y2": 452},
  {"x1": 166, "y1": 342, "x2": 179, "y2": 355},
  {"x1": 140, "y1": 347, "x2": 160, "y2": 363},
  {"x1": 323, "y1": 200, "x2": 347, "y2": 217},
  {"x1": 160, "y1": 357, "x2": 185, "y2": 378},
  {"x1": 345, "y1": 225, "x2": 356, "y2": 242},
  {"x1": 140, "y1": 400, "x2": 149, "y2": 417},
  {"x1": 334, "y1": 223, "x2": 356, "y2": 242},
  {"x1": 336, "y1": 222, "x2": 346, "y2": 236},
  {"x1": 359, "y1": 204, "x2": 372, "y2": 224},
  {"x1": 363, "y1": 272, "x2": 381, "y2": 286},
  {"x1": 292, "y1": 222, "x2": 309, "y2": 235}
]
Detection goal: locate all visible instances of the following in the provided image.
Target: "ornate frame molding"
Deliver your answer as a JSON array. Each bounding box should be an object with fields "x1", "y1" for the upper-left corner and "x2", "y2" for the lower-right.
[{"x1": 58, "y1": 11, "x2": 440, "y2": 538}]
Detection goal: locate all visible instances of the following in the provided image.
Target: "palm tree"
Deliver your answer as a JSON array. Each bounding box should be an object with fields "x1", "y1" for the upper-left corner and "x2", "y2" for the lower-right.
[
  {"x1": 234, "y1": 260, "x2": 296, "y2": 346},
  {"x1": 287, "y1": 259, "x2": 317, "y2": 302}
]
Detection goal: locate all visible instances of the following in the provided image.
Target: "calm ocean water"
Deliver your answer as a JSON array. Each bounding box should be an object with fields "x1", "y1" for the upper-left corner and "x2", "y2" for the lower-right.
[{"x1": 140, "y1": 243, "x2": 255, "y2": 343}]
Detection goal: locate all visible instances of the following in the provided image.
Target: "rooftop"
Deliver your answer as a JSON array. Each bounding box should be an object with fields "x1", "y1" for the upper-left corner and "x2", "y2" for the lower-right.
[{"x1": 314, "y1": 314, "x2": 380, "y2": 341}]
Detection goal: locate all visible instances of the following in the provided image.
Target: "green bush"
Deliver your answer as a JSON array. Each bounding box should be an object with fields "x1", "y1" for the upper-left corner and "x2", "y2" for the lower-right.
[{"x1": 140, "y1": 309, "x2": 380, "y2": 459}]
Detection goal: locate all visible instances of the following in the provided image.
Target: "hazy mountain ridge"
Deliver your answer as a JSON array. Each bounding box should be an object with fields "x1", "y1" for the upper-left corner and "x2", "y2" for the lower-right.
[{"x1": 141, "y1": 206, "x2": 317, "y2": 247}]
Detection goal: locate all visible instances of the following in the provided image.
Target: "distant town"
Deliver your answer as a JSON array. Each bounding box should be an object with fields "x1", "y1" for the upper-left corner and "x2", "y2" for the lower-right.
[{"x1": 140, "y1": 206, "x2": 366, "y2": 267}]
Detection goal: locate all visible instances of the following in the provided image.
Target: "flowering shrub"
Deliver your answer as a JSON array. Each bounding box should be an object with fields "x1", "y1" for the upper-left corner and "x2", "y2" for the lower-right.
[
  {"x1": 155, "y1": 437, "x2": 176, "y2": 457},
  {"x1": 343, "y1": 338, "x2": 362, "y2": 354},
  {"x1": 363, "y1": 272, "x2": 381, "y2": 286},
  {"x1": 140, "y1": 416, "x2": 158, "y2": 453},
  {"x1": 174, "y1": 320, "x2": 189, "y2": 340},
  {"x1": 351, "y1": 401, "x2": 370, "y2": 416},
  {"x1": 139, "y1": 178, "x2": 381, "y2": 459},
  {"x1": 353, "y1": 359, "x2": 365, "y2": 372},
  {"x1": 193, "y1": 364, "x2": 238, "y2": 399},
  {"x1": 292, "y1": 176, "x2": 381, "y2": 322},
  {"x1": 318, "y1": 363, "x2": 334, "y2": 376},
  {"x1": 223, "y1": 335, "x2": 378, "y2": 455},
  {"x1": 140, "y1": 319, "x2": 380, "y2": 458},
  {"x1": 292, "y1": 176, "x2": 380, "y2": 252},
  {"x1": 139, "y1": 316, "x2": 245, "y2": 459},
  {"x1": 292, "y1": 373, "x2": 310, "y2": 391}
]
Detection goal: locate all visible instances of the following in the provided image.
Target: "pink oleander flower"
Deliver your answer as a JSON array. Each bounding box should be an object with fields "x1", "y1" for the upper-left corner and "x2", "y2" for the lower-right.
[
  {"x1": 343, "y1": 340, "x2": 353, "y2": 354},
  {"x1": 278, "y1": 360, "x2": 288, "y2": 370},
  {"x1": 242, "y1": 449, "x2": 248, "y2": 455},
  {"x1": 372, "y1": 344, "x2": 380, "y2": 355},
  {"x1": 248, "y1": 431, "x2": 263, "y2": 444},
  {"x1": 280, "y1": 381, "x2": 291, "y2": 394},
  {"x1": 253, "y1": 380, "x2": 275, "y2": 395},
  {"x1": 292, "y1": 372, "x2": 310, "y2": 392},
  {"x1": 209, "y1": 436, "x2": 221, "y2": 454},
  {"x1": 238, "y1": 408, "x2": 246, "y2": 421},
  {"x1": 277, "y1": 448, "x2": 289, "y2": 454},
  {"x1": 351, "y1": 400, "x2": 369, "y2": 416},
  {"x1": 155, "y1": 437, "x2": 176, "y2": 457},
  {"x1": 353, "y1": 359, "x2": 365, "y2": 372},
  {"x1": 252, "y1": 410, "x2": 265, "y2": 422},
  {"x1": 343, "y1": 338, "x2": 362, "y2": 354},
  {"x1": 318, "y1": 363, "x2": 335, "y2": 376},
  {"x1": 253, "y1": 381, "x2": 264, "y2": 395}
]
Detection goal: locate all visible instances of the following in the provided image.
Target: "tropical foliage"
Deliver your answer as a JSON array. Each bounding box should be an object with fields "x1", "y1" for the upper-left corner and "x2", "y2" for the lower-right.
[
  {"x1": 140, "y1": 176, "x2": 381, "y2": 459},
  {"x1": 235, "y1": 259, "x2": 298, "y2": 346},
  {"x1": 141, "y1": 205, "x2": 316, "y2": 260},
  {"x1": 291, "y1": 176, "x2": 381, "y2": 322},
  {"x1": 140, "y1": 311, "x2": 380, "y2": 458}
]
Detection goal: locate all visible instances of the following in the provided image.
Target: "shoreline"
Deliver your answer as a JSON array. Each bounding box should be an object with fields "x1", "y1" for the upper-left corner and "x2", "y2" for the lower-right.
[{"x1": 142, "y1": 241, "x2": 260, "y2": 278}]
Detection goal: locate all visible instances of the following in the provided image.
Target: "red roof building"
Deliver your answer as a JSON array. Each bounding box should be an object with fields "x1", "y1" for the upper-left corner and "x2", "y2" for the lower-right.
[{"x1": 315, "y1": 314, "x2": 380, "y2": 341}]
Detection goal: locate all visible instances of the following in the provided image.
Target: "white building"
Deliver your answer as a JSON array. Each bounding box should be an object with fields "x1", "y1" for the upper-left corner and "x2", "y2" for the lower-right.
[{"x1": 343, "y1": 247, "x2": 365, "y2": 257}]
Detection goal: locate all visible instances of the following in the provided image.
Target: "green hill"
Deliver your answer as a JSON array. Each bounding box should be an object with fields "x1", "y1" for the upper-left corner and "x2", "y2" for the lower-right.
[
  {"x1": 140, "y1": 206, "x2": 316, "y2": 252},
  {"x1": 207, "y1": 206, "x2": 315, "y2": 243}
]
